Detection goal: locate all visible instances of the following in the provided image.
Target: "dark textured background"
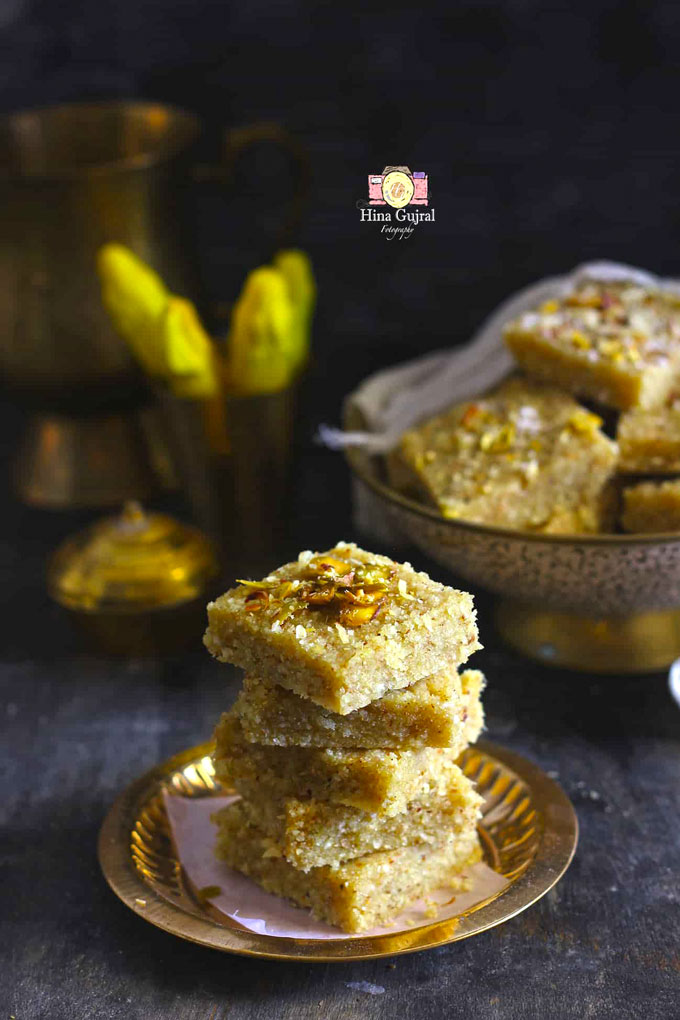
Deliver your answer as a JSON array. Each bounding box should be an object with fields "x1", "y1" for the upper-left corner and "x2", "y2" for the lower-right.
[
  {"x1": 2, "y1": 2, "x2": 680, "y2": 1018},
  {"x1": 4, "y1": 0, "x2": 680, "y2": 394}
]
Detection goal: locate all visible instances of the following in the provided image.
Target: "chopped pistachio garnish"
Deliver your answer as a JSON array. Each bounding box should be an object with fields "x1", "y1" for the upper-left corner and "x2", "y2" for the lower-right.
[
  {"x1": 567, "y1": 409, "x2": 603, "y2": 435},
  {"x1": 540, "y1": 299, "x2": 560, "y2": 314},
  {"x1": 479, "y1": 423, "x2": 515, "y2": 453},
  {"x1": 235, "y1": 552, "x2": 411, "y2": 629},
  {"x1": 570, "y1": 330, "x2": 591, "y2": 350}
]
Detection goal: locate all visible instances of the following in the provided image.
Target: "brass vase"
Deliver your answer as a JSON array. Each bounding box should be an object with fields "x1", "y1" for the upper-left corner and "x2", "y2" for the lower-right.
[{"x1": 0, "y1": 101, "x2": 308, "y2": 508}]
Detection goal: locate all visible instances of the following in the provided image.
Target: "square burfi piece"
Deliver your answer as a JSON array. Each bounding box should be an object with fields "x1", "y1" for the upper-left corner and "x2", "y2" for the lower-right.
[
  {"x1": 503, "y1": 280, "x2": 680, "y2": 410},
  {"x1": 621, "y1": 479, "x2": 680, "y2": 533},
  {"x1": 214, "y1": 801, "x2": 481, "y2": 933},
  {"x1": 204, "y1": 542, "x2": 480, "y2": 714},
  {"x1": 618, "y1": 402, "x2": 680, "y2": 474},
  {"x1": 390, "y1": 378, "x2": 617, "y2": 533},
  {"x1": 238, "y1": 777, "x2": 483, "y2": 871},
  {"x1": 213, "y1": 713, "x2": 475, "y2": 815},
  {"x1": 235, "y1": 668, "x2": 485, "y2": 750}
]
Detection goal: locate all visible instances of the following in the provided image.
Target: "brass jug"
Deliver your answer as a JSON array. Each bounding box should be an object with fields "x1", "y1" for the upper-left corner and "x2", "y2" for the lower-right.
[{"x1": 0, "y1": 101, "x2": 308, "y2": 507}]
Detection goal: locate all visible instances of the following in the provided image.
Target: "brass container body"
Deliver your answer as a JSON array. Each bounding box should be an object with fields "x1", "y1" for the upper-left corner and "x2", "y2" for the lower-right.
[
  {"x1": 157, "y1": 385, "x2": 298, "y2": 574},
  {"x1": 47, "y1": 501, "x2": 219, "y2": 654},
  {"x1": 15, "y1": 411, "x2": 162, "y2": 509},
  {"x1": 0, "y1": 100, "x2": 200, "y2": 405},
  {"x1": 0, "y1": 102, "x2": 309, "y2": 509}
]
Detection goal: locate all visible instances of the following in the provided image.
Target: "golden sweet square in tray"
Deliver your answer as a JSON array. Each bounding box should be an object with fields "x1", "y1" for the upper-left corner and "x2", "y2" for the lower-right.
[
  {"x1": 230, "y1": 777, "x2": 483, "y2": 872},
  {"x1": 204, "y1": 543, "x2": 480, "y2": 714},
  {"x1": 389, "y1": 378, "x2": 617, "y2": 534},
  {"x1": 213, "y1": 713, "x2": 479, "y2": 816},
  {"x1": 503, "y1": 279, "x2": 680, "y2": 411},
  {"x1": 233, "y1": 667, "x2": 484, "y2": 749},
  {"x1": 617, "y1": 401, "x2": 680, "y2": 474},
  {"x1": 621, "y1": 478, "x2": 680, "y2": 533},
  {"x1": 214, "y1": 800, "x2": 481, "y2": 933}
]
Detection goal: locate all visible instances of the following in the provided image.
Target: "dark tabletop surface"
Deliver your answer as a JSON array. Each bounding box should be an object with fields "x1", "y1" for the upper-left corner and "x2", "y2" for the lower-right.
[
  {"x1": 3, "y1": 413, "x2": 680, "y2": 1020},
  {"x1": 2, "y1": 2, "x2": 680, "y2": 1016}
]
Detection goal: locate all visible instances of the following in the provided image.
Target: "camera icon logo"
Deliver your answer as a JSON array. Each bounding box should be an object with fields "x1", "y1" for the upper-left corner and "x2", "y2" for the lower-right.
[{"x1": 368, "y1": 166, "x2": 428, "y2": 207}]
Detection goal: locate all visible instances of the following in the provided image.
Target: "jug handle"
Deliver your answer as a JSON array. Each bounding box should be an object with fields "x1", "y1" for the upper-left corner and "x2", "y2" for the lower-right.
[{"x1": 195, "y1": 121, "x2": 310, "y2": 248}]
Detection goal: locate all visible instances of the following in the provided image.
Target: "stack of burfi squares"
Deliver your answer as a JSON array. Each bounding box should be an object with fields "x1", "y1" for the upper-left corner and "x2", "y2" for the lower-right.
[
  {"x1": 390, "y1": 278, "x2": 680, "y2": 535},
  {"x1": 204, "y1": 542, "x2": 486, "y2": 933},
  {"x1": 503, "y1": 278, "x2": 680, "y2": 532}
]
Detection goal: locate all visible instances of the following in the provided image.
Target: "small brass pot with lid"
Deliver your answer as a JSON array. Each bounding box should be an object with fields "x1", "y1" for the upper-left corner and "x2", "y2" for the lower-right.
[{"x1": 48, "y1": 501, "x2": 218, "y2": 654}]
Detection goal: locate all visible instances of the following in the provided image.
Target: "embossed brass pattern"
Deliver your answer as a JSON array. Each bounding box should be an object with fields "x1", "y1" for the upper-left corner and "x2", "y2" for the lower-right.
[
  {"x1": 461, "y1": 750, "x2": 541, "y2": 883},
  {"x1": 99, "y1": 740, "x2": 577, "y2": 961}
]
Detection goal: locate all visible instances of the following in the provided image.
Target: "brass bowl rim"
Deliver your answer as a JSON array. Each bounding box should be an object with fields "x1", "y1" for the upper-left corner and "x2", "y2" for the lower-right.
[
  {"x1": 343, "y1": 400, "x2": 680, "y2": 548},
  {"x1": 0, "y1": 99, "x2": 201, "y2": 180},
  {"x1": 98, "y1": 738, "x2": 578, "y2": 962}
]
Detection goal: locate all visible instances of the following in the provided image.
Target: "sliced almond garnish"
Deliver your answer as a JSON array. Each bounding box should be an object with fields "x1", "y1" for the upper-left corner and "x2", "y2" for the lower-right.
[
  {"x1": 237, "y1": 579, "x2": 279, "y2": 590},
  {"x1": 337, "y1": 587, "x2": 385, "y2": 606},
  {"x1": 302, "y1": 584, "x2": 336, "y2": 605},
  {"x1": 334, "y1": 571, "x2": 356, "y2": 585},
  {"x1": 244, "y1": 590, "x2": 269, "y2": 611},
  {"x1": 311, "y1": 555, "x2": 351, "y2": 574},
  {"x1": 460, "y1": 403, "x2": 481, "y2": 429},
  {"x1": 236, "y1": 554, "x2": 397, "y2": 629},
  {"x1": 339, "y1": 599, "x2": 385, "y2": 627}
]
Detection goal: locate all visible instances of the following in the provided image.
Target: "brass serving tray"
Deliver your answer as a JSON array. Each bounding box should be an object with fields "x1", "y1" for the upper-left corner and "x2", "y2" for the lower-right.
[{"x1": 98, "y1": 739, "x2": 577, "y2": 961}]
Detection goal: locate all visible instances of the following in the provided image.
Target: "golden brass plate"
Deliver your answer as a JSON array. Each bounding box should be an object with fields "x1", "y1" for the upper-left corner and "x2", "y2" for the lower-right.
[{"x1": 98, "y1": 739, "x2": 578, "y2": 961}]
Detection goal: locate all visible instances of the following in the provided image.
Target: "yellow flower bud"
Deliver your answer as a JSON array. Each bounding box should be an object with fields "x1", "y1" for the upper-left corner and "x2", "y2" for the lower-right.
[
  {"x1": 97, "y1": 243, "x2": 169, "y2": 376},
  {"x1": 227, "y1": 266, "x2": 296, "y2": 394},
  {"x1": 161, "y1": 297, "x2": 218, "y2": 398},
  {"x1": 273, "y1": 248, "x2": 316, "y2": 373}
]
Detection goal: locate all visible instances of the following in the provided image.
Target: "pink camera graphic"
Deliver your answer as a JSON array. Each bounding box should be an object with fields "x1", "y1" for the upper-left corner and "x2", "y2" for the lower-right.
[{"x1": 368, "y1": 166, "x2": 428, "y2": 207}]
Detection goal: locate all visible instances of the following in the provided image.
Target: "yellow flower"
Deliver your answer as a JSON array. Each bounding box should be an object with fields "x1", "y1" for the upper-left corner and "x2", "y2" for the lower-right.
[
  {"x1": 97, "y1": 243, "x2": 168, "y2": 376},
  {"x1": 274, "y1": 249, "x2": 316, "y2": 374},
  {"x1": 97, "y1": 244, "x2": 217, "y2": 397},
  {"x1": 161, "y1": 297, "x2": 218, "y2": 398},
  {"x1": 226, "y1": 267, "x2": 295, "y2": 394}
]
